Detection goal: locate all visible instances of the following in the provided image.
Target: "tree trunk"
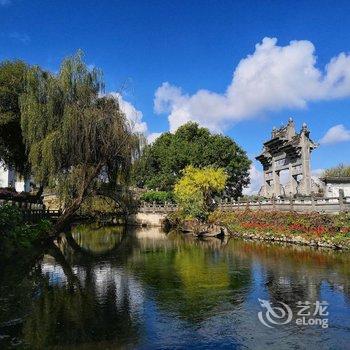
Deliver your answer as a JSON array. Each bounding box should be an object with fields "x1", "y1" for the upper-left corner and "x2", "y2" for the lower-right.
[
  {"x1": 34, "y1": 184, "x2": 44, "y2": 201},
  {"x1": 47, "y1": 242, "x2": 82, "y2": 290},
  {"x1": 50, "y1": 197, "x2": 83, "y2": 237},
  {"x1": 50, "y1": 162, "x2": 103, "y2": 237}
]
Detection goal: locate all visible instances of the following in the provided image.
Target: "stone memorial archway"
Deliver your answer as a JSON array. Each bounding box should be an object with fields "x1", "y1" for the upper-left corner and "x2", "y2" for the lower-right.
[{"x1": 256, "y1": 118, "x2": 318, "y2": 198}]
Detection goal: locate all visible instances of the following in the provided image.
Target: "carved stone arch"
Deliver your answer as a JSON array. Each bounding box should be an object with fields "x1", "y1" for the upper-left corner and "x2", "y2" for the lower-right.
[{"x1": 256, "y1": 119, "x2": 318, "y2": 198}]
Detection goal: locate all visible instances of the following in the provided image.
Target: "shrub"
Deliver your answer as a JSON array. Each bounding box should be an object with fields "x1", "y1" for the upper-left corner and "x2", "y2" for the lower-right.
[
  {"x1": 174, "y1": 166, "x2": 227, "y2": 220},
  {"x1": 0, "y1": 204, "x2": 23, "y2": 234},
  {"x1": 0, "y1": 205, "x2": 51, "y2": 258},
  {"x1": 8, "y1": 220, "x2": 51, "y2": 249},
  {"x1": 323, "y1": 164, "x2": 350, "y2": 178},
  {"x1": 140, "y1": 190, "x2": 174, "y2": 204}
]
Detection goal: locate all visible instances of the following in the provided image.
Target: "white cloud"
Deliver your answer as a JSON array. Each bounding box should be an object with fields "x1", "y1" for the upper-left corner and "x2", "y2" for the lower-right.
[
  {"x1": 243, "y1": 164, "x2": 263, "y2": 195},
  {"x1": 108, "y1": 92, "x2": 161, "y2": 145},
  {"x1": 319, "y1": 124, "x2": 350, "y2": 144},
  {"x1": 147, "y1": 132, "x2": 162, "y2": 144},
  {"x1": 154, "y1": 37, "x2": 350, "y2": 132},
  {"x1": 312, "y1": 168, "x2": 325, "y2": 177},
  {"x1": 110, "y1": 93, "x2": 148, "y2": 134}
]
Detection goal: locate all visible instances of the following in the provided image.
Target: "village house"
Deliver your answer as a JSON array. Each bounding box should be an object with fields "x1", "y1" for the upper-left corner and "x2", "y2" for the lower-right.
[
  {"x1": 321, "y1": 177, "x2": 350, "y2": 198},
  {"x1": 0, "y1": 163, "x2": 31, "y2": 192}
]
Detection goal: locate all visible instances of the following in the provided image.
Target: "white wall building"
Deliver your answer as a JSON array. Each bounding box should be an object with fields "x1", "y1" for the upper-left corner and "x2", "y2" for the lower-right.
[
  {"x1": 0, "y1": 163, "x2": 31, "y2": 192},
  {"x1": 322, "y1": 177, "x2": 350, "y2": 198}
]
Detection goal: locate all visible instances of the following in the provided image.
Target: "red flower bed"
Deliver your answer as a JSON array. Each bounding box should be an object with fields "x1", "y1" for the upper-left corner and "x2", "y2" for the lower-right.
[{"x1": 209, "y1": 209, "x2": 350, "y2": 238}]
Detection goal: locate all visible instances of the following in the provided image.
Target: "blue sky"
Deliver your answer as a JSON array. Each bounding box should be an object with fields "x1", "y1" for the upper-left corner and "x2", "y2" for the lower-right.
[{"x1": 1, "y1": 0, "x2": 350, "y2": 192}]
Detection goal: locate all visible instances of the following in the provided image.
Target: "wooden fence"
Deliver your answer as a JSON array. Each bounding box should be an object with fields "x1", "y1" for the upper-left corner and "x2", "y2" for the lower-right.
[
  {"x1": 0, "y1": 198, "x2": 61, "y2": 223},
  {"x1": 20, "y1": 209, "x2": 62, "y2": 222}
]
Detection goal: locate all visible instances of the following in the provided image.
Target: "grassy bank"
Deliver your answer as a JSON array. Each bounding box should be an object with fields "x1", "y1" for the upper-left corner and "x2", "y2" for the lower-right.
[
  {"x1": 208, "y1": 210, "x2": 350, "y2": 249},
  {"x1": 0, "y1": 205, "x2": 52, "y2": 261}
]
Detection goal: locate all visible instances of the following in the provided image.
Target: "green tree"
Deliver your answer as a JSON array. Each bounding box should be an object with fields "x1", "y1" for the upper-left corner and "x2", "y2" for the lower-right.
[
  {"x1": 0, "y1": 61, "x2": 30, "y2": 174},
  {"x1": 174, "y1": 165, "x2": 227, "y2": 219},
  {"x1": 20, "y1": 52, "x2": 140, "y2": 234},
  {"x1": 134, "y1": 122, "x2": 251, "y2": 198}
]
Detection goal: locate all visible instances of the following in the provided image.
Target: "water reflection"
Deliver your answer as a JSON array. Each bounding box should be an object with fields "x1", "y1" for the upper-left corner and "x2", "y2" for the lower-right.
[
  {"x1": 128, "y1": 232, "x2": 251, "y2": 322},
  {"x1": 1, "y1": 224, "x2": 350, "y2": 349}
]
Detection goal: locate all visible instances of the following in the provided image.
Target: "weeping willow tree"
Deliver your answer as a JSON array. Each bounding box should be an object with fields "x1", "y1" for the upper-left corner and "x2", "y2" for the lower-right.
[
  {"x1": 0, "y1": 61, "x2": 30, "y2": 175},
  {"x1": 20, "y1": 52, "x2": 140, "y2": 234}
]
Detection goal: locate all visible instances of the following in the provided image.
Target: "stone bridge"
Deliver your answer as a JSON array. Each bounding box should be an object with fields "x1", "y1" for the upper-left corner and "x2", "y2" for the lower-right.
[{"x1": 127, "y1": 203, "x2": 177, "y2": 227}]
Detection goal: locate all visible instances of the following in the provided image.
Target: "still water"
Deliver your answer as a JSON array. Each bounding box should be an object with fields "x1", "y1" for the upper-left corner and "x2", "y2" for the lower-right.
[{"x1": 1, "y1": 224, "x2": 350, "y2": 349}]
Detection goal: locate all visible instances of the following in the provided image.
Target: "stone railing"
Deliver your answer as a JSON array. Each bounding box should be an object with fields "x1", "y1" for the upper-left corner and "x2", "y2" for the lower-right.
[
  {"x1": 138, "y1": 202, "x2": 178, "y2": 213},
  {"x1": 218, "y1": 195, "x2": 350, "y2": 213},
  {"x1": 138, "y1": 194, "x2": 350, "y2": 214}
]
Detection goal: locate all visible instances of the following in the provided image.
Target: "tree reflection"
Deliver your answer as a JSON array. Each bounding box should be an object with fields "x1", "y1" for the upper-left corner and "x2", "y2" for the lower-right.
[
  {"x1": 0, "y1": 254, "x2": 44, "y2": 348},
  {"x1": 22, "y1": 270, "x2": 141, "y2": 349},
  {"x1": 71, "y1": 223, "x2": 126, "y2": 253},
  {"x1": 128, "y1": 232, "x2": 252, "y2": 322},
  {"x1": 1, "y1": 224, "x2": 143, "y2": 349},
  {"x1": 2, "y1": 224, "x2": 350, "y2": 349},
  {"x1": 57, "y1": 224, "x2": 138, "y2": 266}
]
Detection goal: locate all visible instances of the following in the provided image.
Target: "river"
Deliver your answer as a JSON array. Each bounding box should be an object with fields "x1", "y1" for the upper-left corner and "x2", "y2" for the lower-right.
[{"x1": 1, "y1": 224, "x2": 350, "y2": 349}]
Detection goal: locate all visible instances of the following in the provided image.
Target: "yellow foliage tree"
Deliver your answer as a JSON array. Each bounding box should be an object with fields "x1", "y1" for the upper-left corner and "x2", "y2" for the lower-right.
[{"x1": 174, "y1": 165, "x2": 228, "y2": 219}]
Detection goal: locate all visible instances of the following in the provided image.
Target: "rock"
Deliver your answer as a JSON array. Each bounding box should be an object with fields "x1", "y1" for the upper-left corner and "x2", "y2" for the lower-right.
[
  {"x1": 198, "y1": 224, "x2": 224, "y2": 238},
  {"x1": 221, "y1": 227, "x2": 230, "y2": 236},
  {"x1": 180, "y1": 219, "x2": 199, "y2": 233},
  {"x1": 178, "y1": 220, "x2": 227, "y2": 238}
]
